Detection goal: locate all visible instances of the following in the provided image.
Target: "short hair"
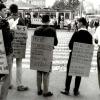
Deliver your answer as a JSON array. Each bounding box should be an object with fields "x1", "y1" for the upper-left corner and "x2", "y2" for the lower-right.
[
  {"x1": 0, "y1": 3, "x2": 6, "y2": 11},
  {"x1": 77, "y1": 17, "x2": 87, "y2": 26},
  {"x1": 42, "y1": 14, "x2": 50, "y2": 23},
  {"x1": 9, "y1": 4, "x2": 18, "y2": 13}
]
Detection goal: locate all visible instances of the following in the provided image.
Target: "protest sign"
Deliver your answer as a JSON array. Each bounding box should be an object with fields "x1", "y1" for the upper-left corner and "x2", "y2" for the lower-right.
[
  {"x1": 12, "y1": 25, "x2": 27, "y2": 58},
  {"x1": 30, "y1": 36, "x2": 54, "y2": 72},
  {"x1": 69, "y1": 42, "x2": 94, "y2": 77},
  {"x1": 0, "y1": 30, "x2": 8, "y2": 74}
]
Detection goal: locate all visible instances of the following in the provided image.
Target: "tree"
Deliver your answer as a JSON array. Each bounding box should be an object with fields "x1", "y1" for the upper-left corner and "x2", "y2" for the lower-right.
[
  {"x1": 68, "y1": 0, "x2": 80, "y2": 10},
  {"x1": 52, "y1": 0, "x2": 80, "y2": 10},
  {"x1": 52, "y1": 0, "x2": 69, "y2": 10}
]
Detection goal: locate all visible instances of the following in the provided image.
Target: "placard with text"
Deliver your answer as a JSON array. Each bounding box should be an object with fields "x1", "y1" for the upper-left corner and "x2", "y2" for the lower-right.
[
  {"x1": 0, "y1": 30, "x2": 8, "y2": 74},
  {"x1": 12, "y1": 25, "x2": 27, "y2": 58},
  {"x1": 69, "y1": 42, "x2": 94, "y2": 77},
  {"x1": 30, "y1": 36, "x2": 54, "y2": 72}
]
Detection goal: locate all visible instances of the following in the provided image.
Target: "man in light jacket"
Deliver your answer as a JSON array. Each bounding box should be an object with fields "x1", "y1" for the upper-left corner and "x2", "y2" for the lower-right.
[{"x1": 93, "y1": 25, "x2": 100, "y2": 89}]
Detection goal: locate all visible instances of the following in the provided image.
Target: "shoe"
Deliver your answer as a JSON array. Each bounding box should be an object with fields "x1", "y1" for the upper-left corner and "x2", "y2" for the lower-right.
[
  {"x1": 17, "y1": 85, "x2": 29, "y2": 91},
  {"x1": 9, "y1": 85, "x2": 13, "y2": 89},
  {"x1": 43, "y1": 92, "x2": 53, "y2": 97},
  {"x1": 38, "y1": 90, "x2": 43, "y2": 95},
  {"x1": 74, "y1": 91, "x2": 80, "y2": 96},
  {"x1": 61, "y1": 90, "x2": 69, "y2": 95}
]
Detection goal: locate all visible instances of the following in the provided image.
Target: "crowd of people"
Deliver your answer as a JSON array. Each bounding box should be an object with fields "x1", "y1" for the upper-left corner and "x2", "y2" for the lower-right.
[
  {"x1": 0, "y1": 2, "x2": 29, "y2": 100},
  {"x1": 0, "y1": 1, "x2": 100, "y2": 100},
  {"x1": 0, "y1": 2, "x2": 58, "y2": 100}
]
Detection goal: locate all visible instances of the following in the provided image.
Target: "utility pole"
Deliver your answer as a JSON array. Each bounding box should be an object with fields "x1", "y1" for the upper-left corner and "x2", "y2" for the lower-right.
[{"x1": 79, "y1": 0, "x2": 85, "y2": 17}]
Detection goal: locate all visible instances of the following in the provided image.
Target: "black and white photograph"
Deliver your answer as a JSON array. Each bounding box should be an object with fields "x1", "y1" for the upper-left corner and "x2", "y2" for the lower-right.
[{"x1": 0, "y1": 0, "x2": 100, "y2": 100}]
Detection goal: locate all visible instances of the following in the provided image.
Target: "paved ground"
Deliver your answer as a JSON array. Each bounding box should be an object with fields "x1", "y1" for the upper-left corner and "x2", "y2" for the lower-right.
[
  {"x1": 6, "y1": 28, "x2": 100, "y2": 100},
  {"x1": 7, "y1": 68, "x2": 100, "y2": 100}
]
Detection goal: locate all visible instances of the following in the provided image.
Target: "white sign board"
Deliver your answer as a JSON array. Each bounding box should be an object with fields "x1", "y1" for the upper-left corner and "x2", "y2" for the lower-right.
[
  {"x1": 69, "y1": 42, "x2": 94, "y2": 77},
  {"x1": 12, "y1": 25, "x2": 27, "y2": 58},
  {"x1": 0, "y1": 30, "x2": 8, "y2": 74},
  {"x1": 30, "y1": 36, "x2": 54, "y2": 72}
]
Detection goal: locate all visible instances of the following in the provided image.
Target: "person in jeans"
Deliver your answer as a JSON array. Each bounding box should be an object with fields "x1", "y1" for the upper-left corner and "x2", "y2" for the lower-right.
[
  {"x1": 0, "y1": 3, "x2": 13, "y2": 100},
  {"x1": 34, "y1": 14, "x2": 58, "y2": 97},
  {"x1": 61, "y1": 17, "x2": 92, "y2": 96},
  {"x1": 8, "y1": 4, "x2": 28, "y2": 91}
]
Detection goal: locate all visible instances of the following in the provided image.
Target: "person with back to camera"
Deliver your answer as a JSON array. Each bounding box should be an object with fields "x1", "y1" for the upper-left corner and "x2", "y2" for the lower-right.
[
  {"x1": 8, "y1": 4, "x2": 29, "y2": 91},
  {"x1": 61, "y1": 17, "x2": 92, "y2": 96},
  {"x1": 34, "y1": 14, "x2": 58, "y2": 97}
]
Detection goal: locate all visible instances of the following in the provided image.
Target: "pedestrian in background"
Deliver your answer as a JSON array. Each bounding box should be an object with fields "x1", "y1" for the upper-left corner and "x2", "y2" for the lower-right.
[
  {"x1": 74, "y1": 20, "x2": 78, "y2": 32},
  {"x1": 60, "y1": 15, "x2": 64, "y2": 29},
  {"x1": 61, "y1": 17, "x2": 92, "y2": 96},
  {"x1": 0, "y1": 3, "x2": 13, "y2": 100},
  {"x1": 8, "y1": 4, "x2": 29, "y2": 91},
  {"x1": 53, "y1": 16, "x2": 57, "y2": 29},
  {"x1": 34, "y1": 14, "x2": 58, "y2": 97},
  {"x1": 94, "y1": 19, "x2": 99, "y2": 31}
]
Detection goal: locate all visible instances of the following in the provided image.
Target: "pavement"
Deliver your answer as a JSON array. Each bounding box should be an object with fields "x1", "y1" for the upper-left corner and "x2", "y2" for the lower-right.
[
  {"x1": 6, "y1": 28, "x2": 100, "y2": 100},
  {"x1": 7, "y1": 68, "x2": 100, "y2": 100}
]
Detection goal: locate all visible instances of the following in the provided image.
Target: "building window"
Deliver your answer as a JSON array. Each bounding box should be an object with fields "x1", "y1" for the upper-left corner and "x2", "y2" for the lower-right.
[{"x1": 65, "y1": 13, "x2": 70, "y2": 19}]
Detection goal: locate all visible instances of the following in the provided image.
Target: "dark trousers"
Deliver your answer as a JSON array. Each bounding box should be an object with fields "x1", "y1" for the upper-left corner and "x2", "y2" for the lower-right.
[
  {"x1": 65, "y1": 52, "x2": 81, "y2": 92},
  {"x1": 97, "y1": 51, "x2": 100, "y2": 88}
]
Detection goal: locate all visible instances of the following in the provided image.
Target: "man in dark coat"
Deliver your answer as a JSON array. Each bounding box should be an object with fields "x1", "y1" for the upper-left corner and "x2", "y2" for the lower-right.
[
  {"x1": 61, "y1": 17, "x2": 92, "y2": 96},
  {"x1": 34, "y1": 14, "x2": 58, "y2": 97},
  {"x1": 0, "y1": 3, "x2": 13, "y2": 100}
]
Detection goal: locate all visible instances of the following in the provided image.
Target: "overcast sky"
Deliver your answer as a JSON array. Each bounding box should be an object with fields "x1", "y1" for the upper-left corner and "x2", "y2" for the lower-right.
[{"x1": 46, "y1": 0, "x2": 55, "y2": 7}]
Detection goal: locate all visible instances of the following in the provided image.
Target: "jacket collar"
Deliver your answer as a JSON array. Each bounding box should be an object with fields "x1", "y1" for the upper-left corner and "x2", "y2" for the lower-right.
[{"x1": 78, "y1": 27, "x2": 87, "y2": 31}]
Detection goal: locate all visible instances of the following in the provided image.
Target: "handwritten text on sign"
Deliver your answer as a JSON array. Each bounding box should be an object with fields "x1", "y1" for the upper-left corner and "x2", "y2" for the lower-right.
[
  {"x1": 12, "y1": 25, "x2": 27, "y2": 58},
  {"x1": 30, "y1": 36, "x2": 54, "y2": 72},
  {"x1": 69, "y1": 42, "x2": 94, "y2": 77},
  {"x1": 0, "y1": 30, "x2": 8, "y2": 74}
]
